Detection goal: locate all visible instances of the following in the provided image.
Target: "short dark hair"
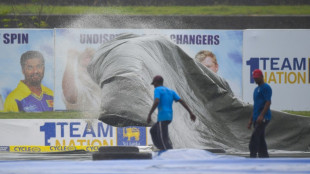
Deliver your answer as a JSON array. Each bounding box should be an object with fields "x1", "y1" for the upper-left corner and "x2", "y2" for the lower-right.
[
  {"x1": 20, "y1": 51, "x2": 45, "y2": 68},
  {"x1": 151, "y1": 75, "x2": 164, "y2": 85}
]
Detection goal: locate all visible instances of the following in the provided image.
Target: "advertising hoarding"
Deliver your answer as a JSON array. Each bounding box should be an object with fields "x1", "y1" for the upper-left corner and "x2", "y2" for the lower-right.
[
  {"x1": 55, "y1": 29, "x2": 243, "y2": 111},
  {"x1": 0, "y1": 119, "x2": 150, "y2": 148},
  {"x1": 0, "y1": 29, "x2": 54, "y2": 112},
  {"x1": 243, "y1": 29, "x2": 310, "y2": 111}
]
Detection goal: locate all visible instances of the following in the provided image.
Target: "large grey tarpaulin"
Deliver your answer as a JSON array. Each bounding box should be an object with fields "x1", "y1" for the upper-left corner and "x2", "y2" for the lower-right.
[{"x1": 88, "y1": 34, "x2": 310, "y2": 152}]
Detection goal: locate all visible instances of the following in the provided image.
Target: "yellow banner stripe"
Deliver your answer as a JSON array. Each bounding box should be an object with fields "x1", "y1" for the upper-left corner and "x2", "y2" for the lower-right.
[{"x1": 7, "y1": 146, "x2": 103, "y2": 153}]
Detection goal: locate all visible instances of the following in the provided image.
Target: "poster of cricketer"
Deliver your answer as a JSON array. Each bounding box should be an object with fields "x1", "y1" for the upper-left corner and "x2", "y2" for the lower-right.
[
  {"x1": 54, "y1": 29, "x2": 243, "y2": 111},
  {"x1": 0, "y1": 29, "x2": 54, "y2": 112}
]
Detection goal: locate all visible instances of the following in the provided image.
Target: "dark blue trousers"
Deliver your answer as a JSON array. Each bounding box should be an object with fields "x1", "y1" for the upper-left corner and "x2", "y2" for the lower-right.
[
  {"x1": 150, "y1": 121, "x2": 173, "y2": 150},
  {"x1": 249, "y1": 120, "x2": 270, "y2": 158}
]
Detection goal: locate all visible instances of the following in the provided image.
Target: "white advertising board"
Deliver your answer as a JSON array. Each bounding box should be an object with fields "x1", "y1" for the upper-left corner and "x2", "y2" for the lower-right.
[
  {"x1": 243, "y1": 29, "x2": 310, "y2": 111},
  {"x1": 0, "y1": 119, "x2": 151, "y2": 147}
]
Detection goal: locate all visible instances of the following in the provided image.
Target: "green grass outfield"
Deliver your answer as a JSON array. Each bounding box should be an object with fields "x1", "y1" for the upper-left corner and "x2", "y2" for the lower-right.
[
  {"x1": 283, "y1": 111, "x2": 310, "y2": 117},
  {"x1": 1, "y1": 5, "x2": 310, "y2": 15},
  {"x1": 0, "y1": 111, "x2": 85, "y2": 119},
  {"x1": 0, "y1": 110, "x2": 309, "y2": 119}
]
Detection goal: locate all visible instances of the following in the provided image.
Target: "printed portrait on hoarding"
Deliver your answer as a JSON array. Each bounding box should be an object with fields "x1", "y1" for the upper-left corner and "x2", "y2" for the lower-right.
[{"x1": 0, "y1": 29, "x2": 54, "y2": 113}]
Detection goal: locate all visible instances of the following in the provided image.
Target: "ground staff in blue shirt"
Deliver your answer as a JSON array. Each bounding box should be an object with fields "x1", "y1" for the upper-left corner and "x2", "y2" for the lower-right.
[
  {"x1": 248, "y1": 69, "x2": 272, "y2": 158},
  {"x1": 147, "y1": 75, "x2": 196, "y2": 150}
]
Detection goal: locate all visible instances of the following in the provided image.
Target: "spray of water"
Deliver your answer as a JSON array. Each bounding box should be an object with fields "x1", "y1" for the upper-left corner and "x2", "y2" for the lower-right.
[
  {"x1": 61, "y1": 14, "x2": 185, "y2": 127},
  {"x1": 64, "y1": 14, "x2": 185, "y2": 29}
]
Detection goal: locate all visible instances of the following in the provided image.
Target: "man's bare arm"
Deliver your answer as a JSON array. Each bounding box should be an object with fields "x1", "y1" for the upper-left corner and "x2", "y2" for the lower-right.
[
  {"x1": 147, "y1": 98, "x2": 159, "y2": 124},
  {"x1": 178, "y1": 99, "x2": 196, "y2": 122}
]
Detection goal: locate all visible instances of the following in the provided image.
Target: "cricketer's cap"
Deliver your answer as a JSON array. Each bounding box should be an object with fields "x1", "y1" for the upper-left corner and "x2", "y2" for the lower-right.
[
  {"x1": 252, "y1": 69, "x2": 263, "y2": 78},
  {"x1": 151, "y1": 75, "x2": 164, "y2": 85}
]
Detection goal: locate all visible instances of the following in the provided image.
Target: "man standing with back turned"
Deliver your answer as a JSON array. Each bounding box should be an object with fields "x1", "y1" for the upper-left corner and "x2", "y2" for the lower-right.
[
  {"x1": 147, "y1": 75, "x2": 196, "y2": 150},
  {"x1": 248, "y1": 69, "x2": 272, "y2": 158}
]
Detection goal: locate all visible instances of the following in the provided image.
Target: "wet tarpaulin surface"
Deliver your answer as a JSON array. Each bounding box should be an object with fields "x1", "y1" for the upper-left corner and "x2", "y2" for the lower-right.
[
  {"x1": 0, "y1": 149, "x2": 310, "y2": 174},
  {"x1": 87, "y1": 34, "x2": 310, "y2": 151}
]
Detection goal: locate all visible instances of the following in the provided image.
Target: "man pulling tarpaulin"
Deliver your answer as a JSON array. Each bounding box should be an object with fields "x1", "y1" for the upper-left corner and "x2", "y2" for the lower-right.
[{"x1": 87, "y1": 34, "x2": 310, "y2": 152}]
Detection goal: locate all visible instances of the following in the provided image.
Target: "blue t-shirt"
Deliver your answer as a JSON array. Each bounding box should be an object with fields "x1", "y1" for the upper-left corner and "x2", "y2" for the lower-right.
[
  {"x1": 253, "y1": 83, "x2": 272, "y2": 121},
  {"x1": 154, "y1": 86, "x2": 181, "y2": 121}
]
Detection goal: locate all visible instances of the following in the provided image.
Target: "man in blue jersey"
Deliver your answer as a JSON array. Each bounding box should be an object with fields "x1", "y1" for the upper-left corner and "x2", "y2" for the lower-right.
[
  {"x1": 4, "y1": 51, "x2": 53, "y2": 112},
  {"x1": 247, "y1": 69, "x2": 272, "y2": 158},
  {"x1": 147, "y1": 75, "x2": 196, "y2": 150}
]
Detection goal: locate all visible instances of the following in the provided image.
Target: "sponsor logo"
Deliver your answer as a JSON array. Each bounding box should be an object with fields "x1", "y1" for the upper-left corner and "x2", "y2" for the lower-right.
[
  {"x1": 84, "y1": 146, "x2": 100, "y2": 152},
  {"x1": 31, "y1": 147, "x2": 41, "y2": 152},
  {"x1": 49, "y1": 146, "x2": 76, "y2": 151},
  {"x1": 12, "y1": 146, "x2": 42, "y2": 152},
  {"x1": 40, "y1": 121, "x2": 114, "y2": 146},
  {"x1": 247, "y1": 57, "x2": 309, "y2": 84},
  {"x1": 123, "y1": 127, "x2": 140, "y2": 141},
  {"x1": 117, "y1": 126, "x2": 146, "y2": 146},
  {"x1": 0, "y1": 146, "x2": 10, "y2": 152},
  {"x1": 46, "y1": 100, "x2": 54, "y2": 108}
]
